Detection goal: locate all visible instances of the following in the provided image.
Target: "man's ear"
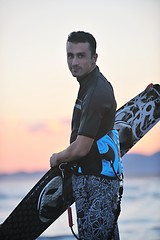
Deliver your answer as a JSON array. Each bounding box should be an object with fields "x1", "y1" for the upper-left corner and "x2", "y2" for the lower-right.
[{"x1": 93, "y1": 53, "x2": 98, "y2": 63}]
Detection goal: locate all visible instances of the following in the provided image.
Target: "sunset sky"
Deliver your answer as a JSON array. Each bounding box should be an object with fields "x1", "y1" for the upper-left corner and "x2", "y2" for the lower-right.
[{"x1": 0, "y1": 0, "x2": 160, "y2": 173}]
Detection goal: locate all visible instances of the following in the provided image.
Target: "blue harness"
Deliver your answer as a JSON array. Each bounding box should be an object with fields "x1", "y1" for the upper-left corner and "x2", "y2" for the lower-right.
[
  {"x1": 77, "y1": 129, "x2": 123, "y2": 179},
  {"x1": 97, "y1": 129, "x2": 123, "y2": 178}
]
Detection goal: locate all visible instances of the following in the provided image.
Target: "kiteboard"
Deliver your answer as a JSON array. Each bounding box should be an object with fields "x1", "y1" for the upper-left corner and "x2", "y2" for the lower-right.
[{"x1": 0, "y1": 83, "x2": 159, "y2": 240}]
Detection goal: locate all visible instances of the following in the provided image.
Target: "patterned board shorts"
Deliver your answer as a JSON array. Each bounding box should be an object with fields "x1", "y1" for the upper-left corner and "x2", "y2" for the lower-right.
[{"x1": 72, "y1": 174, "x2": 120, "y2": 240}]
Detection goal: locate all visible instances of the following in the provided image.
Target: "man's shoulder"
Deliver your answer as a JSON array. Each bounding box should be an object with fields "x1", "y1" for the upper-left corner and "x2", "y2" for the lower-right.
[{"x1": 96, "y1": 73, "x2": 114, "y2": 96}]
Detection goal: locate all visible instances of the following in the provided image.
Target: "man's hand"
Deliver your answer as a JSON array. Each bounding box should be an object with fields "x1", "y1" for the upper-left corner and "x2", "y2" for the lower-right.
[
  {"x1": 49, "y1": 135, "x2": 94, "y2": 168},
  {"x1": 50, "y1": 153, "x2": 59, "y2": 168}
]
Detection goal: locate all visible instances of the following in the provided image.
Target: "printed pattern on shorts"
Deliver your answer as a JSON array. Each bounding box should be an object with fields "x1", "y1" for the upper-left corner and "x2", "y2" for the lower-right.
[{"x1": 72, "y1": 175, "x2": 120, "y2": 240}]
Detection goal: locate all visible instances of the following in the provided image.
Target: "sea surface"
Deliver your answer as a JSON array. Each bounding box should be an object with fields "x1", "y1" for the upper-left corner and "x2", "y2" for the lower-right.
[{"x1": 0, "y1": 174, "x2": 160, "y2": 240}]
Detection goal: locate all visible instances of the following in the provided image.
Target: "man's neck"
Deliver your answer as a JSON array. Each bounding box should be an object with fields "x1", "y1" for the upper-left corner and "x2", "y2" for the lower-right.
[{"x1": 77, "y1": 65, "x2": 97, "y2": 82}]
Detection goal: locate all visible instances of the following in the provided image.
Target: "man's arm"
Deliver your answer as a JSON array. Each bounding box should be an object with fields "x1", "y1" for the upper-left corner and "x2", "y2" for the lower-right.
[{"x1": 50, "y1": 135, "x2": 94, "y2": 168}]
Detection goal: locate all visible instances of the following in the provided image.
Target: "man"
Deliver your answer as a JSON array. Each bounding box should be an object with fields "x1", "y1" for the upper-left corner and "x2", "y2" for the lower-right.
[{"x1": 50, "y1": 31, "x2": 123, "y2": 240}]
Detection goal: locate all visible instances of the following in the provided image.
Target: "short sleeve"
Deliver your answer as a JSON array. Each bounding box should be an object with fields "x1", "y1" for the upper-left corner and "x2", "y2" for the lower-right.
[{"x1": 78, "y1": 90, "x2": 108, "y2": 139}]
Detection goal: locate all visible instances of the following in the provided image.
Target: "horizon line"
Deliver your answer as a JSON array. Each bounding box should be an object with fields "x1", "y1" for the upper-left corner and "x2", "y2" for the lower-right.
[{"x1": 0, "y1": 151, "x2": 159, "y2": 175}]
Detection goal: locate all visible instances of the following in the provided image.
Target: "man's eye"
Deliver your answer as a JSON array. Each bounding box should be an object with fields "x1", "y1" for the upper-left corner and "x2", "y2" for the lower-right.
[
  {"x1": 78, "y1": 53, "x2": 84, "y2": 58},
  {"x1": 67, "y1": 53, "x2": 73, "y2": 59}
]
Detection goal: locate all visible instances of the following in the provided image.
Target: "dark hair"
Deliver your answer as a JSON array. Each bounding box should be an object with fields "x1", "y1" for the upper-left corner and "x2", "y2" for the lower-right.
[{"x1": 67, "y1": 31, "x2": 97, "y2": 56}]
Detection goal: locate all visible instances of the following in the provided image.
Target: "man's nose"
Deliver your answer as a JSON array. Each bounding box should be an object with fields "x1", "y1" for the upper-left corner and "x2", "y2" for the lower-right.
[{"x1": 72, "y1": 56, "x2": 79, "y2": 65}]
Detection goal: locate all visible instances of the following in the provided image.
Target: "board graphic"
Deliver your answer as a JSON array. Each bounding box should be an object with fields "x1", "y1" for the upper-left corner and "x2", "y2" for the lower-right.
[{"x1": 0, "y1": 84, "x2": 159, "y2": 240}]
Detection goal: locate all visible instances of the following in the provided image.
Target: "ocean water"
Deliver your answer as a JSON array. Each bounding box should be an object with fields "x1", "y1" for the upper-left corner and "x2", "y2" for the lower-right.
[{"x1": 0, "y1": 175, "x2": 160, "y2": 240}]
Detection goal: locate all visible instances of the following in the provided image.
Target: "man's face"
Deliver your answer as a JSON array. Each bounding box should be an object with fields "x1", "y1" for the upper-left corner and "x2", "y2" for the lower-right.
[{"x1": 66, "y1": 42, "x2": 97, "y2": 78}]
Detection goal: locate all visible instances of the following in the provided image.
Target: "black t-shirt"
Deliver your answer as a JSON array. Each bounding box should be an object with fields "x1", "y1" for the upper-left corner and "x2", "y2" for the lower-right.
[{"x1": 70, "y1": 66, "x2": 117, "y2": 174}]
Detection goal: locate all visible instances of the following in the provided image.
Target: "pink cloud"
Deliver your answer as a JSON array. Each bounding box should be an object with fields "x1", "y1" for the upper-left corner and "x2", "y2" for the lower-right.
[
  {"x1": 0, "y1": 118, "x2": 71, "y2": 173},
  {"x1": 26, "y1": 118, "x2": 71, "y2": 135},
  {"x1": 27, "y1": 122, "x2": 53, "y2": 134}
]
